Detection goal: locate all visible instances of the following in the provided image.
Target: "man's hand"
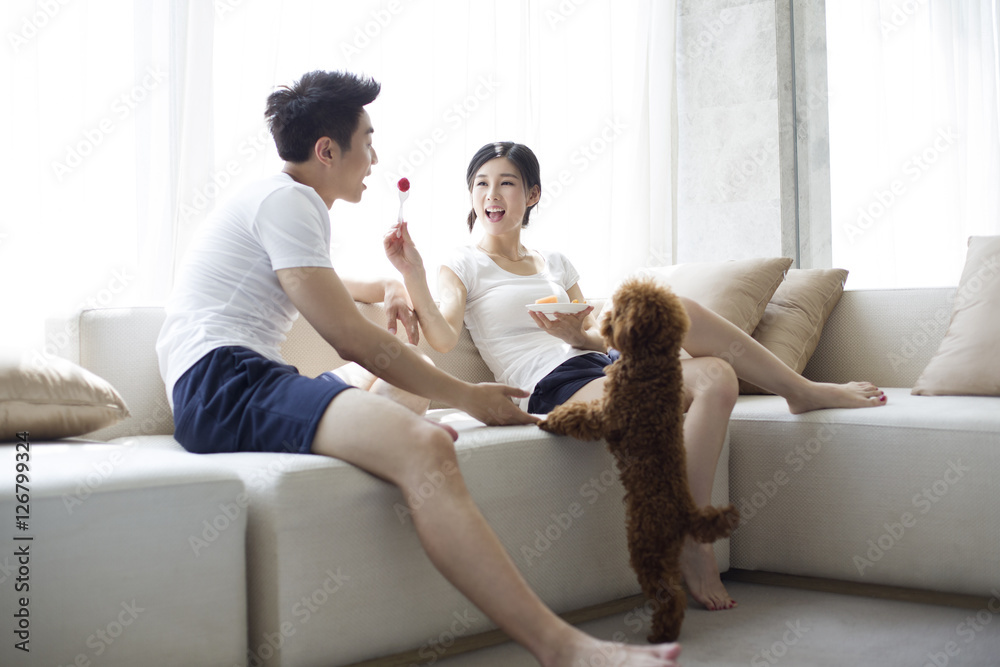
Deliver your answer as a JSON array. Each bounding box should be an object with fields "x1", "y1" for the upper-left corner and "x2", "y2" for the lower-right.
[
  {"x1": 457, "y1": 383, "x2": 540, "y2": 425},
  {"x1": 383, "y1": 279, "x2": 419, "y2": 344}
]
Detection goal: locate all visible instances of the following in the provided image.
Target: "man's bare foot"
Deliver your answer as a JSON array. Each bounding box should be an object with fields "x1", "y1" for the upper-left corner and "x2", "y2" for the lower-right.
[
  {"x1": 786, "y1": 381, "x2": 886, "y2": 415},
  {"x1": 547, "y1": 629, "x2": 681, "y2": 667},
  {"x1": 679, "y1": 539, "x2": 736, "y2": 611}
]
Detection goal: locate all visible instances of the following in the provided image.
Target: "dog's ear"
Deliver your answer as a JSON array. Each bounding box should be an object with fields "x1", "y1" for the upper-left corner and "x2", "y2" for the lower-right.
[
  {"x1": 609, "y1": 277, "x2": 689, "y2": 355},
  {"x1": 599, "y1": 304, "x2": 617, "y2": 350}
]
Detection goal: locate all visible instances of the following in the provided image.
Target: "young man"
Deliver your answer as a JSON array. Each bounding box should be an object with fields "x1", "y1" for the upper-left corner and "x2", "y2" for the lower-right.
[{"x1": 156, "y1": 70, "x2": 681, "y2": 667}]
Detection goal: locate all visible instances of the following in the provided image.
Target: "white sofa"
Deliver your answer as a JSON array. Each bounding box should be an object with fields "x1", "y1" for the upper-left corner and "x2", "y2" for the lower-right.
[{"x1": 1, "y1": 287, "x2": 997, "y2": 666}]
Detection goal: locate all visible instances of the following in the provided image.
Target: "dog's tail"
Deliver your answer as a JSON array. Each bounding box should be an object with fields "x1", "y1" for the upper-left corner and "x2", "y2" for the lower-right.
[{"x1": 688, "y1": 504, "x2": 740, "y2": 543}]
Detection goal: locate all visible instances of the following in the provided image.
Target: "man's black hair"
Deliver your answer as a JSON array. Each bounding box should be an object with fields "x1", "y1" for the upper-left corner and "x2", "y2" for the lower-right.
[{"x1": 265, "y1": 70, "x2": 380, "y2": 163}]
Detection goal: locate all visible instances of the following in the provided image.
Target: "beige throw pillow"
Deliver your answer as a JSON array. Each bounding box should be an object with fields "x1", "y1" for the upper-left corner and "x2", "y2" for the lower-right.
[
  {"x1": 637, "y1": 257, "x2": 794, "y2": 334},
  {"x1": 912, "y1": 236, "x2": 1000, "y2": 396},
  {"x1": 0, "y1": 353, "x2": 130, "y2": 441},
  {"x1": 739, "y1": 268, "x2": 849, "y2": 394}
]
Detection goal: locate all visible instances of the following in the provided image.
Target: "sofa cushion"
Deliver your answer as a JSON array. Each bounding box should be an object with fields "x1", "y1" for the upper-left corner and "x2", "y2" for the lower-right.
[
  {"x1": 634, "y1": 257, "x2": 794, "y2": 334},
  {"x1": 740, "y1": 268, "x2": 849, "y2": 394},
  {"x1": 913, "y1": 235, "x2": 1000, "y2": 396},
  {"x1": 728, "y1": 387, "x2": 1000, "y2": 597},
  {"x1": 0, "y1": 353, "x2": 129, "y2": 440}
]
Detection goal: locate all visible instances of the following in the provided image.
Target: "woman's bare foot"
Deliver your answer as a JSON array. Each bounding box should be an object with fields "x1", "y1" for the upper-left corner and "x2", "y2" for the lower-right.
[
  {"x1": 786, "y1": 381, "x2": 886, "y2": 415},
  {"x1": 547, "y1": 629, "x2": 681, "y2": 667},
  {"x1": 679, "y1": 539, "x2": 736, "y2": 611}
]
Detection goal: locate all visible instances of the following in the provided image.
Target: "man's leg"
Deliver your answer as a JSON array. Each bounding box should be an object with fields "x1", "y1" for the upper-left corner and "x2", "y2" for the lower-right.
[{"x1": 311, "y1": 389, "x2": 681, "y2": 667}]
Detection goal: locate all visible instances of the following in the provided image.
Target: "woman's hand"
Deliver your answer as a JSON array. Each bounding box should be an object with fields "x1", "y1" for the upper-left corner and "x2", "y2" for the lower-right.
[
  {"x1": 383, "y1": 221, "x2": 425, "y2": 280},
  {"x1": 383, "y1": 279, "x2": 420, "y2": 344},
  {"x1": 528, "y1": 306, "x2": 596, "y2": 348}
]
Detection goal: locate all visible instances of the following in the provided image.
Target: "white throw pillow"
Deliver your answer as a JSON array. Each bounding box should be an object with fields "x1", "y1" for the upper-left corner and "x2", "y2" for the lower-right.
[{"x1": 912, "y1": 236, "x2": 1000, "y2": 396}]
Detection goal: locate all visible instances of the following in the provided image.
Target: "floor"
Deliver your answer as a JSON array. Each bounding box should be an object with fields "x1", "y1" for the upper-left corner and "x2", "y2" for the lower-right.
[{"x1": 429, "y1": 579, "x2": 1000, "y2": 667}]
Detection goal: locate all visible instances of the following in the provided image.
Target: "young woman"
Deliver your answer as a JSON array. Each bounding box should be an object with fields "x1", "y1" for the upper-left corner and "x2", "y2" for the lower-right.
[{"x1": 384, "y1": 141, "x2": 887, "y2": 612}]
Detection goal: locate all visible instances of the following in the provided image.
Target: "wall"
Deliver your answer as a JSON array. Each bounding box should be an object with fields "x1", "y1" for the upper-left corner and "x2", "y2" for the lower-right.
[{"x1": 675, "y1": 0, "x2": 831, "y2": 268}]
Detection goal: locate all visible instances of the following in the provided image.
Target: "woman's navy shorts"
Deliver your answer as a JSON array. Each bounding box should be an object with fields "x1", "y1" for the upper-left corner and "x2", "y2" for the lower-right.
[
  {"x1": 172, "y1": 346, "x2": 355, "y2": 455},
  {"x1": 527, "y1": 350, "x2": 620, "y2": 414}
]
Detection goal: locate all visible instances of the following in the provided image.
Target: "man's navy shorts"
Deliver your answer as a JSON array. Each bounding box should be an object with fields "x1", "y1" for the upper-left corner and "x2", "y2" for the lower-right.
[
  {"x1": 172, "y1": 346, "x2": 355, "y2": 455},
  {"x1": 527, "y1": 350, "x2": 620, "y2": 414}
]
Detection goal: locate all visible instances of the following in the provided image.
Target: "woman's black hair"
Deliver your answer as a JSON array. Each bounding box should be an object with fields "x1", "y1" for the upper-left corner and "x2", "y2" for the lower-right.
[
  {"x1": 265, "y1": 70, "x2": 381, "y2": 163},
  {"x1": 465, "y1": 142, "x2": 542, "y2": 232}
]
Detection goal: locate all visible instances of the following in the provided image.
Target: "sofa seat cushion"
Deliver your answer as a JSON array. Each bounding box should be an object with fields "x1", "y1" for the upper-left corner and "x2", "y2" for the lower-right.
[
  {"x1": 120, "y1": 408, "x2": 730, "y2": 667},
  {"x1": 0, "y1": 441, "x2": 247, "y2": 666},
  {"x1": 727, "y1": 388, "x2": 1000, "y2": 596}
]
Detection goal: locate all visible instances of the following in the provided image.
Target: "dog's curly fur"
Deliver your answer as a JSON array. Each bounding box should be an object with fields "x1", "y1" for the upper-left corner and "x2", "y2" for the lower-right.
[{"x1": 539, "y1": 277, "x2": 739, "y2": 642}]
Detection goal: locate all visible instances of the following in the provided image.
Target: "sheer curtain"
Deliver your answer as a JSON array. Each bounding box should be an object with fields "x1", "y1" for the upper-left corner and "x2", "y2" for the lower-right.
[
  {"x1": 826, "y1": 0, "x2": 1000, "y2": 289},
  {"x1": 3, "y1": 0, "x2": 677, "y2": 352}
]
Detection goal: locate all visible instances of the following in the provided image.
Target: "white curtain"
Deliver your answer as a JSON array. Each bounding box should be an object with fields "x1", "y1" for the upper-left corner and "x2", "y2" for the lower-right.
[
  {"x1": 3, "y1": 0, "x2": 678, "y2": 352},
  {"x1": 827, "y1": 0, "x2": 1000, "y2": 288}
]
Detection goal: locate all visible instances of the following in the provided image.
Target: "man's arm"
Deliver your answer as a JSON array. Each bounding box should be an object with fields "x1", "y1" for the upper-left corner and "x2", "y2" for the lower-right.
[{"x1": 276, "y1": 266, "x2": 537, "y2": 425}]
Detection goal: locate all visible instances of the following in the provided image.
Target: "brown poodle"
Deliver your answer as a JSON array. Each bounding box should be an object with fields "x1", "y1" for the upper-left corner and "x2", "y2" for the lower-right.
[{"x1": 540, "y1": 276, "x2": 739, "y2": 642}]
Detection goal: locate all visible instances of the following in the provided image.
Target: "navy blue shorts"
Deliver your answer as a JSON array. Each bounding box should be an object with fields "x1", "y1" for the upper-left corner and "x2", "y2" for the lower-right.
[
  {"x1": 527, "y1": 350, "x2": 620, "y2": 414},
  {"x1": 172, "y1": 346, "x2": 355, "y2": 455}
]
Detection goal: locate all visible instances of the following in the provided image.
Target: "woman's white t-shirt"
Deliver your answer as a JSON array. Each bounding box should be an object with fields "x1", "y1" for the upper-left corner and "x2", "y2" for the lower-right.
[
  {"x1": 156, "y1": 173, "x2": 334, "y2": 407},
  {"x1": 444, "y1": 245, "x2": 595, "y2": 408}
]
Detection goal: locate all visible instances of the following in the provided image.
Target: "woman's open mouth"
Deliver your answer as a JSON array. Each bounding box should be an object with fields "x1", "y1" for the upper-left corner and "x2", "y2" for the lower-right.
[{"x1": 485, "y1": 206, "x2": 506, "y2": 222}]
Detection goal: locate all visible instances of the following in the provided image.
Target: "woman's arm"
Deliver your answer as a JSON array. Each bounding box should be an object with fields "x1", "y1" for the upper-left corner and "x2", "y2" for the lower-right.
[
  {"x1": 341, "y1": 277, "x2": 419, "y2": 343},
  {"x1": 383, "y1": 222, "x2": 466, "y2": 353},
  {"x1": 527, "y1": 282, "x2": 607, "y2": 352}
]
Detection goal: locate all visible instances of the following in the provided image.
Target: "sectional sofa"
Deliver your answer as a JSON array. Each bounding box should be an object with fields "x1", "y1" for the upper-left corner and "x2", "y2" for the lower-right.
[{"x1": 1, "y1": 282, "x2": 998, "y2": 667}]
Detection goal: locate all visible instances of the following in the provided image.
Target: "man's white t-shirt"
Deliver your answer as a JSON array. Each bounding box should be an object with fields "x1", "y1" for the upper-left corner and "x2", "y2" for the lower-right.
[
  {"x1": 444, "y1": 245, "x2": 595, "y2": 409},
  {"x1": 157, "y1": 173, "x2": 333, "y2": 407}
]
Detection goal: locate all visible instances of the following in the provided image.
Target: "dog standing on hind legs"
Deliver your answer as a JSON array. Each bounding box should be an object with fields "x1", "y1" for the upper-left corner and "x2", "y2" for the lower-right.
[{"x1": 540, "y1": 276, "x2": 739, "y2": 642}]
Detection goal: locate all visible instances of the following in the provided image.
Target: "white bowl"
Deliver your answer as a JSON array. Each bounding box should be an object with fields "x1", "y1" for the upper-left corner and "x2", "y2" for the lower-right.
[{"x1": 525, "y1": 303, "x2": 591, "y2": 315}]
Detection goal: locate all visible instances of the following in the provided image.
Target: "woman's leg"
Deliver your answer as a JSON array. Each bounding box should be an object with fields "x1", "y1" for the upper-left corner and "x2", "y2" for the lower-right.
[
  {"x1": 331, "y1": 344, "x2": 433, "y2": 415},
  {"x1": 677, "y1": 357, "x2": 739, "y2": 611},
  {"x1": 677, "y1": 297, "x2": 885, "y2": 413},
  {"x1": 312, "y1": 390, "x2": 681, "y2": 667}
]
